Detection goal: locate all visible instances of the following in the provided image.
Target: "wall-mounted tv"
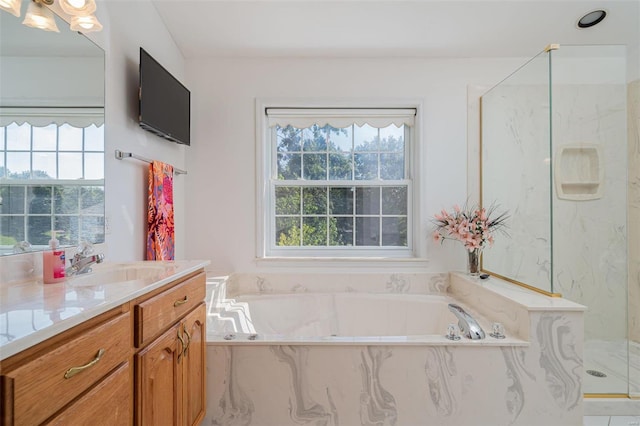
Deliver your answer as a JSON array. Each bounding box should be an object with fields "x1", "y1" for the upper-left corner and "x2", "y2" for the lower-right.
[{"x1": 139, "y1": 47, "x2": 190, "y2": 146}]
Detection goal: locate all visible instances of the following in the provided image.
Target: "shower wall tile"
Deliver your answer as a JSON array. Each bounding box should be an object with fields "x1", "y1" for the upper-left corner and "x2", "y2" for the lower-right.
[
  {"x1": 481, "y1": 84, "x2": 552, "y2": 292},
  {"x1": 481, "y1": 81, "x2": 628, "y2": 345},
  {"x1": 552, "y1": 84, "x2": 628, "y2": 343},
  {"x1": 629, "y1": 79, "x2": 640, "y2": 347},
  {"x1": 629, "y1": 79, "x2": 640, "y2": 397}
]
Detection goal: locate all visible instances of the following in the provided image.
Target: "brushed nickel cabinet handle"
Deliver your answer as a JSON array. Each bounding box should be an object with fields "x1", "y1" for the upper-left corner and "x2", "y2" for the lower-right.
[
  {"x1": 173, "y1": 296, "x2": 188, "y2": 307},
  {"x1": 64, "y1": 348, "x2": 105, "y2": 379}
]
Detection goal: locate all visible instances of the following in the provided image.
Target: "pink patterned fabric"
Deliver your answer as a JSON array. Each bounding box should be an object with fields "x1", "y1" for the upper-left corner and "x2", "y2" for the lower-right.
[{"x1": 146, "y1": 161, "x2": 175, "y2": 260}]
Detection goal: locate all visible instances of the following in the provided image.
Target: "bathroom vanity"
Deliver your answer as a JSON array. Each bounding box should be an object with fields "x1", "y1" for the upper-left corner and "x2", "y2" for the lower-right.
[{"x1": 0, "y1": 260, "x2": 208, "y2": 426}]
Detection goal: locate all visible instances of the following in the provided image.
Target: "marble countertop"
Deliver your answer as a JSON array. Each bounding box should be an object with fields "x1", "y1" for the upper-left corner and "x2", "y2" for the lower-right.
[
  {"x1": 0, "y1": 260, "x2": 210, "y2": 361},
  {"x1": 450, "y1": 272, "x2": 587, "y2": 311}
]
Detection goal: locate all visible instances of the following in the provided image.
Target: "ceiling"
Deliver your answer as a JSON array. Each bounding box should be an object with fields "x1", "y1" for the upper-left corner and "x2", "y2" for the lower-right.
[{"x1": 151, "y1": 0, "x2": 640, "y2": 59}]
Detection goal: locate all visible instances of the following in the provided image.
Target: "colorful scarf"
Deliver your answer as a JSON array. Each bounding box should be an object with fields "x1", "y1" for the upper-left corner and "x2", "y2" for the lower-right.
[{"x1": 147, "y1": 161, "x2": 175, "y2": 260}]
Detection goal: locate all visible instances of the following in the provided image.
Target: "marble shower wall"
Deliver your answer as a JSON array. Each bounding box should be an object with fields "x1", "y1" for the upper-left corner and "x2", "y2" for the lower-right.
[
  {"x1": 481, "y1": 52, "x2": 628, "y2": 343},
  {"x1": 629, "y1": 79, "x2": 640, "y2": 345},
  {"x1": 481, "y1": 83, "x2": 552, "y2": 291},
  {"x1": 204, "y1": 310, "x2": 584, "y2": 426},
  {"x1": 629, "y1": 79, "x2": 640, "y2": 397},
  {"x1": 551, "y1": 82, "x2": 628, "y2": 343}
]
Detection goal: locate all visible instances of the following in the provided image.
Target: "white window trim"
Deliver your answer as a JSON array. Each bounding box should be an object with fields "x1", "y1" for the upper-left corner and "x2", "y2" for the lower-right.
[{"x1": 255, "y1": 98, "x2": 426, "y2": 264}]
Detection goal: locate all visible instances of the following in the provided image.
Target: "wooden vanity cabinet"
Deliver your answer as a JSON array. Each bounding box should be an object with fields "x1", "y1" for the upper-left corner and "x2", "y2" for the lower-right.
[
  {"x1": 134, "y1": 272, "x2": 206, "y2": 426},
  {"x1": 0, "y1": 269, "x2": 207, "y2": 426},
  {"x1": 0, "y1": 307, "x2": 132, "y2": 426}
]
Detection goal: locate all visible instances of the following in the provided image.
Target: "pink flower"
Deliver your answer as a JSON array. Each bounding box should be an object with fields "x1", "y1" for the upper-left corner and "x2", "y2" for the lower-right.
[{"x1": 432, "y1": 203, "x2": 507, "y2": 251}]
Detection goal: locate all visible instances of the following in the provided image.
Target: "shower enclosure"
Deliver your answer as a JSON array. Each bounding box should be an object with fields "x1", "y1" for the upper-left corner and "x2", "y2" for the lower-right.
[{"x1": 480, "y1": 44, "x2": 638, "y2": 397}]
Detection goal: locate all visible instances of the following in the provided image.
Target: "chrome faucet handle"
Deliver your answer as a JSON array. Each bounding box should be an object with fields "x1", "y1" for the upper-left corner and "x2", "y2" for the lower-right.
[
  {"x1": 13, "y1": 241, "x2": 32, "y2": 254},
  {"x1": 76, "y1": 240, "x2": 94, "y2": 257}
]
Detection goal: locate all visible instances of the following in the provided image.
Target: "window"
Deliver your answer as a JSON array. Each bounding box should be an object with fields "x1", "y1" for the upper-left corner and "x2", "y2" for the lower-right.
[
  {"x1": 0, "y1": 118, "x2": 104, "y2": 251},
  {"x1": 260, "y1": 107, "x2": 417, "y2": 258}
]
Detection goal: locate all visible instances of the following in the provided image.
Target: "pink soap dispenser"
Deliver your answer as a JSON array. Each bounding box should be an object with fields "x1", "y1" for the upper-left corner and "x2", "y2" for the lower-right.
[{"x1": 43, "y1": 231, "x2": 66, "y2": 284}]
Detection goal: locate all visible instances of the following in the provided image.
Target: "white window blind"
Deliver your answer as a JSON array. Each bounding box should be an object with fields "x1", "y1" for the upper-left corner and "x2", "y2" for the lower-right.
[
  {"x1": 266, "y1": 108, "x2": 416, "y2": 129},
  {"x1": 0, "y1": 107, "x2": 104, "y2": 128}
]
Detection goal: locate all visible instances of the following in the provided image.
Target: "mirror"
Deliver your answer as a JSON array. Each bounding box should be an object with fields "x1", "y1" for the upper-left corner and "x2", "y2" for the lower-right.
[{"x1": 0, "y1": 9, "x2": 105, "y2": 256}]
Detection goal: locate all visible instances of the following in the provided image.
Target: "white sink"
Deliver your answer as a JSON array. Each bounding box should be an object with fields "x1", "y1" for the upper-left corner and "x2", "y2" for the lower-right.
[{"x1": 68, "y1": 263, "x2": 175, "y2": 287}]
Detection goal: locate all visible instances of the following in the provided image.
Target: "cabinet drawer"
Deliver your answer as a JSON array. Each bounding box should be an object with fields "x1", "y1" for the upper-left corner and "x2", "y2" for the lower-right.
[
  {"x1": 47, "y1": 361, "x2": 131, "y2": 426},
  {"x1": 135, "y1": 272, "x2": 205, "y2": 347},
  {"x1": 2, "y1": 312, "x2": 131, "y2": 426}
]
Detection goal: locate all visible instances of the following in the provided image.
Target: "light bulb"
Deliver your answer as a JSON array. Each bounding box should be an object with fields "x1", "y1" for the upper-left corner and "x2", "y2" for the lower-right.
[
  {"x1": 60, "y1": 0, "x2": 95, "y2": 16},
  {"x1": 70, "y1": 14, "x2": 102, "y2": 32}
]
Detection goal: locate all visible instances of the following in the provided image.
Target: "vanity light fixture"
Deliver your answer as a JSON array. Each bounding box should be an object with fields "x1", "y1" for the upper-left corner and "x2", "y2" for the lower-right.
[
  {"x1": 577, "y1": 9, "x2": 607, "y2": 28},
  {"x1": 69, "y1": 13, "x2": 101, "y2": 32},
  {"x1": 23, "y1": 0, "x2": 59, "y2": 32},
  {"x1": 59, "y1": 0, "x2": 95, "y2": 16},
  {"x1": 0, "y1": 0, "x2": 21, "y2": 17},
  {"x1": 0, "y1": 0, "x2": 102, "y2": 32}
]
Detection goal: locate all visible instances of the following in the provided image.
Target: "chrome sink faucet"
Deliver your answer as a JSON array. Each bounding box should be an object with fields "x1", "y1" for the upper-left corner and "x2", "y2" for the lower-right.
[
  {"x1": 448, "y1": 303, "x2": 486, "y2": 340},
  {"x1": 66, "y1": 241, "x2": 104, "y2": 276}
]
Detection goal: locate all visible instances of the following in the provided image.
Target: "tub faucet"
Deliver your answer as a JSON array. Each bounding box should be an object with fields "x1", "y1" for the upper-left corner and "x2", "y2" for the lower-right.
[
  {"x1": 448, "y1": 303, "x2": 485, "y2": 340},
  {"x1": 66, "y1": 242, "x2": 104, "y2": 276}
]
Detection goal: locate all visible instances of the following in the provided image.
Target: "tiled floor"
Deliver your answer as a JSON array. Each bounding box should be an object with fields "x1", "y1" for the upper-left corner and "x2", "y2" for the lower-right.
[
  {"x1": 584, "y1": 416, "x2": 640, "y2": 426},
  {"x1": 584, "y1": 340, "x2": 640, "y2": 394}
]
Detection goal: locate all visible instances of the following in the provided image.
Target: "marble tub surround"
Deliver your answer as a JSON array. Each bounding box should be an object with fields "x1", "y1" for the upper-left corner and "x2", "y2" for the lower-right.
[
  {"x1": 0, "y1": 259, "x2": 209, "y2": 360},
  {"x1": 208, "y1": 290, "x2": 527, "y2": 347},
  {"x1": 223, "y1": 272, "x2": 450, "y2": 297},
  {"x1": 205, "y1": 272, "x2": 586, "y2": 425}
]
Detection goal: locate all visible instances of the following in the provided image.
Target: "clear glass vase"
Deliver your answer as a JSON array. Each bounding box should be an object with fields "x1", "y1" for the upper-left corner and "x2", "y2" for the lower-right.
[{"x1": 467, "y1": 248, "x2": 481, "y2": 276}]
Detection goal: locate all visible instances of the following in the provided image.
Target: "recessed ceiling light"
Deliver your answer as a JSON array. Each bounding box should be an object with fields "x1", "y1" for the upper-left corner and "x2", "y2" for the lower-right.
[{"x1": 577, "y1": 9, "x2": 607, "y2": 28}]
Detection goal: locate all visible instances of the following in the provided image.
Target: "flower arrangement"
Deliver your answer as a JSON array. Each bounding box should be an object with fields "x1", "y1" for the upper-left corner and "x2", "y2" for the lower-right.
[{"x1": 432, "y1": 203, "x2": 508, "y2": 252}]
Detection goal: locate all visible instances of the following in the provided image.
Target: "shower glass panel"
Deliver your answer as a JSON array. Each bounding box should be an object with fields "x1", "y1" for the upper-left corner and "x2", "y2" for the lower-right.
[
  {"x1": 550, "y1": 45, "x2": 628, "y2": 396},
  {"x1": 481, "y1": 49, "x2": 553, "y2": 294},
  {"x1": 481, "y1": 45, "x2": 630, "y2": 396}
]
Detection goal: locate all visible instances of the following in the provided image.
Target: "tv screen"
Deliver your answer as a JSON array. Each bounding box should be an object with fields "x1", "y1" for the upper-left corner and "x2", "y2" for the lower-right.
[{"x1": 139, "y1": 47, "x2": 190, "y2": 145}]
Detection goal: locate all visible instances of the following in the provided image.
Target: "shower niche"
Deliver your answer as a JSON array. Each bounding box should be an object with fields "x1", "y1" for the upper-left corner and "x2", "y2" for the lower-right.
[{"x1": 555, "y1": 144, "x2": 603, "y2": 200}]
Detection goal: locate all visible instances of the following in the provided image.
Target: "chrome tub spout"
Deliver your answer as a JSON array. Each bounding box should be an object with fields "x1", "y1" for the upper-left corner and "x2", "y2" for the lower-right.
[{"x1": 448, "y1": 303, "x2": 486, "y2": 340}]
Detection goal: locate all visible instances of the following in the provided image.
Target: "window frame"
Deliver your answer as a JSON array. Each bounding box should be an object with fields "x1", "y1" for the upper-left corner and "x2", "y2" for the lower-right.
[{"x1": 256, "y1": 99, "x2": 424, "y2": 261}]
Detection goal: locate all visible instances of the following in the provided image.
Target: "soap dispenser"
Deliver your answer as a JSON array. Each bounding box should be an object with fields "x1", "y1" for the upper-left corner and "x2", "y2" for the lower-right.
[{"x1": 43, "y1": 231, "x2": 65, "y2": 284}]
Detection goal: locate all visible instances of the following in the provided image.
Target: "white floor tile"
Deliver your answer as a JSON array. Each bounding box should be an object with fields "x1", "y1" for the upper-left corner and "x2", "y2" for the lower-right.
[{"x1": 584, "y1": 416, "x2": 611, "y2": 426}]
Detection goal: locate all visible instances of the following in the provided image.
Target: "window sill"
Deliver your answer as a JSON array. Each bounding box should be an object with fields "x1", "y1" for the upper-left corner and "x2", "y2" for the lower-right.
[{"x1": 254, "y1": 256, "x2": 430, "y2": 272}]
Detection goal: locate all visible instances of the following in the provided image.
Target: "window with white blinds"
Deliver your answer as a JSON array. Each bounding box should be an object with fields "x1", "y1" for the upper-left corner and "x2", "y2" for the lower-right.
[{"x1": 261, "y1": 107, "x2": 417, "y2": 258}]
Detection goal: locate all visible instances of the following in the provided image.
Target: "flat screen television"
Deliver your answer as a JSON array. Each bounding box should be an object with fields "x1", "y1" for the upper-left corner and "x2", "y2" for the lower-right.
[{"x1": 139, "y1": 47, "x2": 191, "y2": 146}]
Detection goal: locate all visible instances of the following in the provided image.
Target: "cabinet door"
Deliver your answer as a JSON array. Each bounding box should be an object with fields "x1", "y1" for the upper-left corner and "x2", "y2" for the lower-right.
[
  {"x1": 181, "y1": 303, "x2": 206, "y2": 426},
  {"x1": 135, "y1": 323, "x2": 183, "y2": 426}
]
